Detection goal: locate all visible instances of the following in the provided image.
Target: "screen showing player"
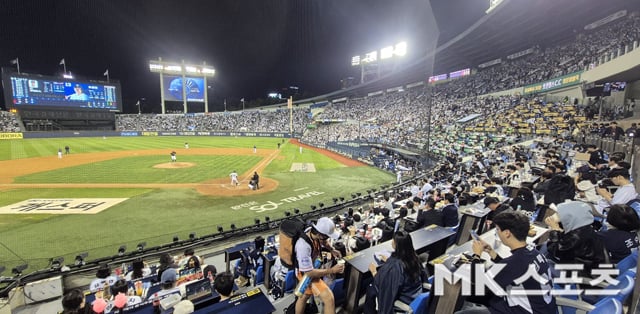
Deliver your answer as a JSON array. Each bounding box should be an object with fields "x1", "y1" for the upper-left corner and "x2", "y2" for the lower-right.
[{"x1": 2, "y1": 71, "x2": 122, "y2": 112}]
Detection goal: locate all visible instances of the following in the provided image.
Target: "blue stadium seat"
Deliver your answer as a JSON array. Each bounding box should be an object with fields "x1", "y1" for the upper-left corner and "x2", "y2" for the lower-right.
[
  {"x1": 557, "y1": 297, "x2": 622, "y2": 314},
  {"x1": 615, "y1": 250, "x2": 638, "y2": 273},
  {"x1": 582, "y1": 270, "x2": 634, "y2": 305},
  {"x1": 254, "y1": 265, "x2": 264, "y2": 286},
  {"x1": 559, "y1": 270, "x2": 634, "y2": 314},
  {"x1": 627, "y1": 198, "x2": 640, "y2": 218},
  {"x1": 284, "y1": 270, "x2": 297, "y2": 293},
  {"x1": 329, "y1": 278, "x2": 345, "y2": 307},
  {"x1": 587, "y1": 297, "x2": 623, "y2": 314},
  {"x1": 394, "y1": 292, "x2": 430, "y2": 314}
]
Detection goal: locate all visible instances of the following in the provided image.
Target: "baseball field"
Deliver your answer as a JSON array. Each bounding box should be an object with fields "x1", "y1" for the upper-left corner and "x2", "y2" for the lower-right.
[{"x1": 0, "y1": 136, "x2": 394, "y2": 272}]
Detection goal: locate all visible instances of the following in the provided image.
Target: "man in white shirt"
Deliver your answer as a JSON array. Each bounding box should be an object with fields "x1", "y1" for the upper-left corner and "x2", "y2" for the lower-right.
[
  {"x1": 596, "y1": 168, "x2": 638, "y2": 214},
  {"x1": 294, "y1": 217, "x2": 345, "y2": 314}
]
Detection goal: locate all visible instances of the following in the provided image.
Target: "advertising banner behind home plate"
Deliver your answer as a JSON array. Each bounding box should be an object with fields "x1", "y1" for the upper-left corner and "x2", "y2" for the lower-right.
[{"x1": 0, "y1": 198, "x2": 128, "y2": 214}]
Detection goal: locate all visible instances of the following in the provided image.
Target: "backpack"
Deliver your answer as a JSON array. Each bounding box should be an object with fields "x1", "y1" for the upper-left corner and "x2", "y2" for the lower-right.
[{"x1": 278, "y1": 217, "x2": 312, "y2": 269}]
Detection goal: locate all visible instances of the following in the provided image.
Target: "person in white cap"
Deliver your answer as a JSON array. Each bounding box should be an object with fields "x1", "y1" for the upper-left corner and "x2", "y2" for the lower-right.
[{"x1": 294, "y1": 217, "x2": 345, "y2": 314}]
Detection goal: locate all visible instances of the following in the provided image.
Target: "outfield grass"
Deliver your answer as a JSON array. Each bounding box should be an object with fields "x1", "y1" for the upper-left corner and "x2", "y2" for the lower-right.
[{"x1": 0, "y1": 136, "x2": 394, "y2": 271}]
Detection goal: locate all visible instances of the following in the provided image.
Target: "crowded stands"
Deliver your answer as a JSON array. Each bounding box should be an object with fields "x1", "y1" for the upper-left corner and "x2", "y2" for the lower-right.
[{"x1": 3, "y1": 8, "x2": 640, "y2": 314}]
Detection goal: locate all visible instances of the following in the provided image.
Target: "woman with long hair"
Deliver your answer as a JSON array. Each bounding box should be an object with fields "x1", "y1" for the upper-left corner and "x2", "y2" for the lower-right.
[{"x1": 365, "y1": 231, "x2": 425, "y2": 314}]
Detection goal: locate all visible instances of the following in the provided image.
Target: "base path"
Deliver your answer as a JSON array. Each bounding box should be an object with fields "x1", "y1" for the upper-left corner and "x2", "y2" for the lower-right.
[{"x1": 0, "y1": 140, "x2": 365, "y2": 197}]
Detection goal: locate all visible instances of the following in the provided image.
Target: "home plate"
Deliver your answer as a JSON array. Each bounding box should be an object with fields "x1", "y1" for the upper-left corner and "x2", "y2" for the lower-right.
[{"x1": 290, "y1": 163, "x2": 316, "y2": 172}]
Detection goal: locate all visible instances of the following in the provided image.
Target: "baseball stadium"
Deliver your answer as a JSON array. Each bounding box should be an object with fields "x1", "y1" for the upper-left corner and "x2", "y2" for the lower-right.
[{"x1": 2, "y1": 0, "x2": 640, "y2": 313}]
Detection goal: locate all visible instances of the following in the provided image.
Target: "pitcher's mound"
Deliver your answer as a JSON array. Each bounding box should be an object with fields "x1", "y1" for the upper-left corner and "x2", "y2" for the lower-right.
[{"x1": 153, "y1": 162, "x2": 195, "y2": 169}]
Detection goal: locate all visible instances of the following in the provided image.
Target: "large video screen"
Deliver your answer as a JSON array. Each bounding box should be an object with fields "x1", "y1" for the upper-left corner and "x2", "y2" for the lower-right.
[
  {"x1": 2, "y1": 72, "x2": 122, "y2": 112},
  {"x1": 162, "y1": 76, "x2": 205, "y2": 102}
]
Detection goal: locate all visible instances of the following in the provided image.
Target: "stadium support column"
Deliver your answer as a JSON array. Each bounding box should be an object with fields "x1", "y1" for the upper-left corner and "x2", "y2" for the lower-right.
[
  {"x1": 426, "y1": 84, "x2": 433, "y2": 156},
  {"x1": 203, "y1": 62, "x2": 209, "y2": 113},
  {"x1": 288, "y1": 97, "x2": 293, "y2": 137},
  {"x1": 182, "y1": 60, "x2": 188, "y2": 114},
  {"x1": 159, "y1": 58, "x2": 166, "y2": 114}
]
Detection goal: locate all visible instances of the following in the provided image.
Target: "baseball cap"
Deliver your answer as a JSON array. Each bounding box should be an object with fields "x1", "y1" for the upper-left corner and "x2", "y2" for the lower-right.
[
  {"x1": 92, "y1": 298, "x2": 107, "y2": 313},
  {"x1": 161, "y1": 267, "x2": 177, "y2": 284},
  {"x1": 173, "y1": 300, "x2": 195, "y2": 314},
  {"x1": 313, "y1": 217, "x2": 341, "y2": 240},
  {"x1": 483, "y1": 197, "x2": 500, "y2": 208}
]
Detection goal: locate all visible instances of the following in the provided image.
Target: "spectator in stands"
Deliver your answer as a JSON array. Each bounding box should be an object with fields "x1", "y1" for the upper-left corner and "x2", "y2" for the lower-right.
[
  {"x1": 545, "y1": 181, "x2": 607, "y2": 275},
  {"x1": 597, "y1": 204, "x2": 640, "y2": 263},
  {"x1": 365, "y1": 230, "x2": 426, "y2": 314},
  {"x1": 61, "y1": 289, "x2": 87, "y2": 314},
  {"x1": 596, "y1": 168, "x2": 639, "y2": 215},
  {"x1": 607, "y1": 154, "x2": 624, "y2": 170},
  {"x1": 440, "y1": 193, "x2": 459, "y2": 227},
  {"x1": 125, "y1": 259, "x2": 151, "y2": 281},
  {"x1": 151, "y1": 268, "x2": 181, "y2": 304},
  {"x1": 294, "y1": 217, "x2": 345, "y2": 314},
  {"x1": 111, "y1": 279, "x2": 141, "y2": 308},
  {"x1": 89, "y1": 264, "x2": 117, "y2": 293},
  {"x1": 178, "y1": 248, "x2": 202, "y2": 266},
  {"x1": 484, "y1": 197, "x2": 513, "y2": 228},
  {"x1": 415, "y1": 198, "x2": 444, "y2": 229},
  {"x1": 458, "y1": 211, "x2": 556, "y2": 314},
  {"x1": 213, "y1": 271, "x2": 235, "y2": 301},
  {"x1": 157, "y1": 253, "x2": 178, "y2": 284},
  {"x1": 509, "y1": 187, "x2": 536, "y2": 212},
  {"x1": 625, "y1": 123, "x2": 638, "y2": 138},
  {"x1": 533, "y1": 170, "x2": 553, "y2": 197},
  {"x1": 575, "y1": 171, "x2": 599, "y2": 204},
  {"x1": 586, "y1": 144, "x2": 607, "y2": 170},
  {"x1": 602, "y1": 121, "x2": 625, "y2": 141}
]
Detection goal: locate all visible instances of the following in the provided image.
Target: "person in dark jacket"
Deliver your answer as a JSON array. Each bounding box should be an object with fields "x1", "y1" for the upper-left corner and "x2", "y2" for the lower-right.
[
  {"x1": 415, "y1": 198, "x2": 444, "y2": 228},
  {"x1": 484, "y1": 197, "x2": 513, "y2": 228},
  {"x1": 365, "y1": 231, "x2": 426, "y2": 314},
  {"x1": 441, "y1": 193, "x2": 459, "y2": 227},
  {"x1": 509, "y1": 187, "x2": 536, "y2": 212},
  {"x1": 602, "y1": 121, "x2": 625, "y2": 141},
  {"x1": 597, "y1": 204, "x2": 640, "y2": 263},
  {"x1": 545, "y1": 199, "x2": 607, "y2": 276}
]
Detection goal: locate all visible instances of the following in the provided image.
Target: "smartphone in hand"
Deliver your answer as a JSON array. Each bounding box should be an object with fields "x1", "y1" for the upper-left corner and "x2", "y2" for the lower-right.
[{"x1": 470, "y1": 229, "x2": 480, "y2": 241}]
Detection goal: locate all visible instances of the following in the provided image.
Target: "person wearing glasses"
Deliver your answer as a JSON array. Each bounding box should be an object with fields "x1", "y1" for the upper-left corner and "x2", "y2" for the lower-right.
[{"x1": 294, "y1": 217, "x2": 345, "y2": 314}]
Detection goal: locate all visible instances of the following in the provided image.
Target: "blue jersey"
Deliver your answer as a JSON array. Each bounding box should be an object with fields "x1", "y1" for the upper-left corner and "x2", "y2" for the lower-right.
[{"x1": 487, "y1": 245, "x2": 556, "y2": 314}]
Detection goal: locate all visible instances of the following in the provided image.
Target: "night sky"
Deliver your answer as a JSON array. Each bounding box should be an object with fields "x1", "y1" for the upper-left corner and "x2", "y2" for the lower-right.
[{"x1": 0, "y1": 0, "x2": 486, "y2": 113}]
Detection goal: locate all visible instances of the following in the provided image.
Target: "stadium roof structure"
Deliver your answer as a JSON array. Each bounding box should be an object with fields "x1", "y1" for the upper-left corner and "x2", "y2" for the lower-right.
[
  {"x1": 300, "y1": 0, "x2": 640, "y2": 104},
  {"x1": 433, "y1": 0, "x2": 639, "y2": 73}
]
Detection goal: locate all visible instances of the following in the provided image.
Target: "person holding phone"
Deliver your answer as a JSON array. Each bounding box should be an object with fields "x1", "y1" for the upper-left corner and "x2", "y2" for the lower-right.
[{"x1": 457, "y1": 211, "x2": 556, "y2": 314}]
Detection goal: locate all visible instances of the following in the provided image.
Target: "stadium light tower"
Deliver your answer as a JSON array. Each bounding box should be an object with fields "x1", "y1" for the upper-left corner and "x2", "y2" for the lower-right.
[
  {"x1": 149, "y1": 58, "x2": 215, "y2": 114},
  {"x1": 351, "y1": 41, "x2": 407, "y2": 84},
  {"x1": 486, "y1": 0, "x2": 505, "y2": 13}
]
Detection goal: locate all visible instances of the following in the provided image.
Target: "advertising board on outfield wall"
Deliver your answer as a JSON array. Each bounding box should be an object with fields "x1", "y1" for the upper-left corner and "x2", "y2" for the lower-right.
[
  {"x1": 0, "y1": 132, "x2": 23, "y2": 140},
  {"x1": 523, "y1": 71, "x2": 582, "y2": 94},
  {"x1": 19, "y1": 131, "x2": 297, "y2": 139}
]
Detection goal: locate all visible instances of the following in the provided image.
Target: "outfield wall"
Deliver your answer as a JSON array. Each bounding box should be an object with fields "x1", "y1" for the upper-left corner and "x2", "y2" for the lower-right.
[{"x1": 0, "y1": 131, "x2": 300, "y2": 139}]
